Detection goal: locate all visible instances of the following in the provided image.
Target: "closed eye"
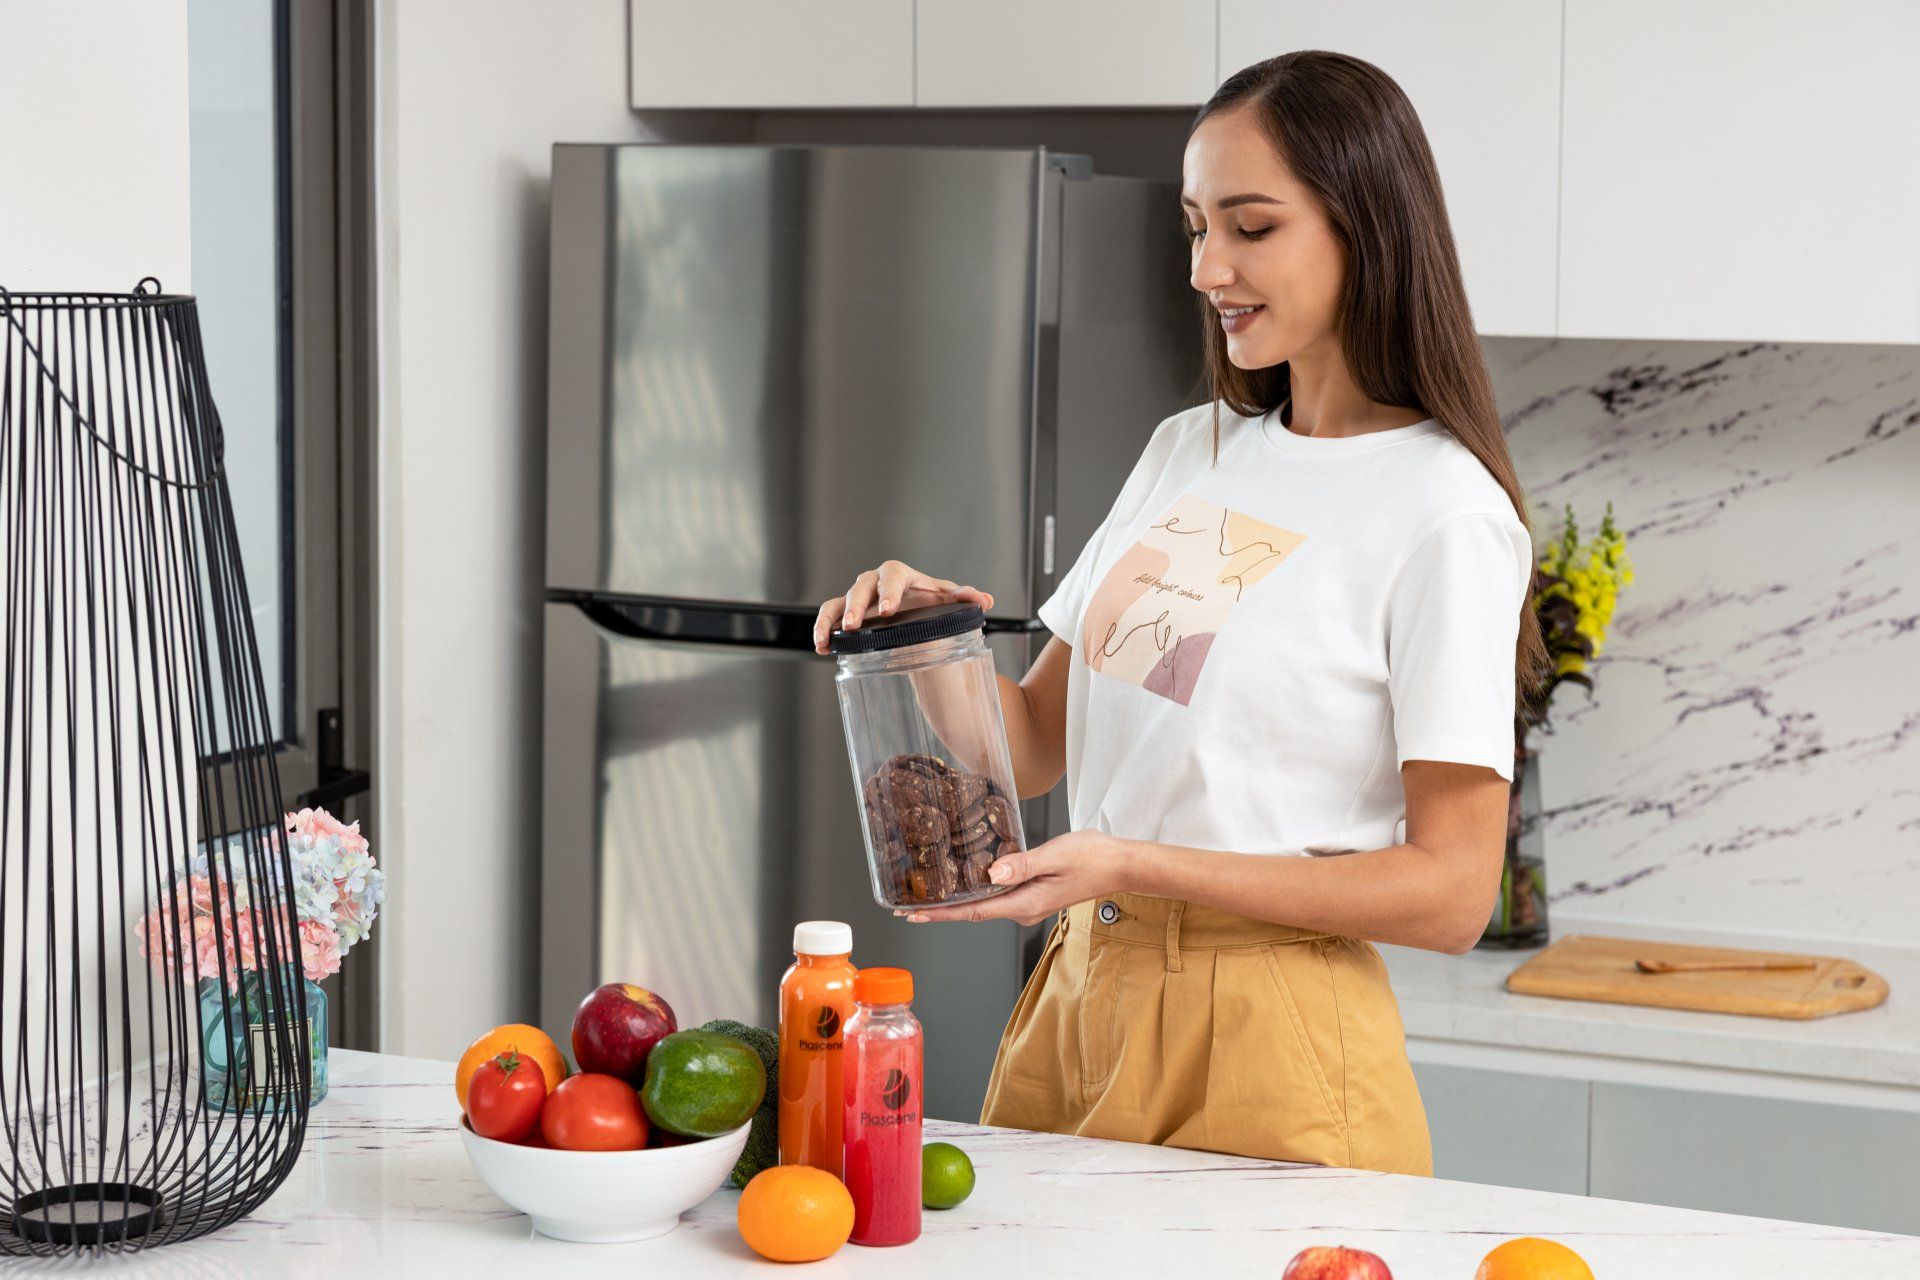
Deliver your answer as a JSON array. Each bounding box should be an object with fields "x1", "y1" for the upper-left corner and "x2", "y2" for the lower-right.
[{"x1": 1181, "y1": 223, "x2": 1271, "y2": 242}]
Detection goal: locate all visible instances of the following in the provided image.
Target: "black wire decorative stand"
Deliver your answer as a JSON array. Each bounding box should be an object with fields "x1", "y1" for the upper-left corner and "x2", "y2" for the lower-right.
[{"x1": 0, "y1": 282, "x2": 309, "y2": 1254}]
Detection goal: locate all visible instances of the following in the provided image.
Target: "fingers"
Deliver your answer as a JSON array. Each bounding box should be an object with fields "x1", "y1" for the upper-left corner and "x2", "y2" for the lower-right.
[
  {"x1": 894, "y1": 881, "x2": 1049, "y2": 927},
  {"x1": 922, "y1": 574, "x2": 994, "y2": 611},
  {"x1": 986, "y1": 853, "x2": 1024, "y2": 886},
  {"x1": 873, "y1": 560, "x2": 909, "y2": 617},
  {"x1": 812, "y1": 597, "x2": 848, "y2": 655},
  {"x1": 989, "y1": 843, "x2": 1061, "y2": 887},
  {"x1": 817, "y1": 561, "x2": 999, "y2": 656},
  {"x1": 842, "y1": 569, "x2": 881, "y2": 629}
]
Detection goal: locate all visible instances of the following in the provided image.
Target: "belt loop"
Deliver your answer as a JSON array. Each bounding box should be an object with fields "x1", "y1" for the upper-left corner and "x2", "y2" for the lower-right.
[{"x1": 1164, "y1": 900, "x2": 1185, "y2": 973}]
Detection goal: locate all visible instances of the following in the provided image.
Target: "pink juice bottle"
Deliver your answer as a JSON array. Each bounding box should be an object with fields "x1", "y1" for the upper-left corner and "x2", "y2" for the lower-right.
[{"x1": 842, "y1": 966, "x2": 922, "y2": 1247}]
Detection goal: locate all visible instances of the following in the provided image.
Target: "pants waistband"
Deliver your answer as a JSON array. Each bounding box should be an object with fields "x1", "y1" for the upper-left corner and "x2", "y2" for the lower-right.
[{"x1": 1062, "y1": 892, "x2": 1337, "y2": 963}]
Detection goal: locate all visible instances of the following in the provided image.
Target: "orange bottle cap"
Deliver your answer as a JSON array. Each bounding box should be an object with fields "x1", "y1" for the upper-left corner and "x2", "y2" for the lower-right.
[{"x1": 854, "y1": 966, "x2": 913, "y2": 1005}]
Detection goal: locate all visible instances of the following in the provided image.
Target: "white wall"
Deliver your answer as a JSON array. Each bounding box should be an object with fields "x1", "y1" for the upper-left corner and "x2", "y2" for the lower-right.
[
  {"x1": 1487, "y1": 335, "x2": 1920, "y2": 947},
  {"x1": 0, "y1": 0, "x2": 192, "y2": 291},
  {"x1": 373, "y1": 0, "x2": 749, "y2": 1057}
]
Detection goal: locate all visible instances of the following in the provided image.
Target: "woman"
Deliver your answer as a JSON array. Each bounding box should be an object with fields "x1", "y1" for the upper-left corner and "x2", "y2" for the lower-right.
[{"x1": 811, "y1": 51, "x2": 1544, "y2": 1177}]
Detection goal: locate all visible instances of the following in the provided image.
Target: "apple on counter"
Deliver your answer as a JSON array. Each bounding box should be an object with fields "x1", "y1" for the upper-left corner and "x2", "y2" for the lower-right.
[
  {"x1": 571, "y1": 982, "x2": 677, "y2": 1086},
  {"x1": 1284, "y1": 1244, "x2": 1392, "y2": 1279}
]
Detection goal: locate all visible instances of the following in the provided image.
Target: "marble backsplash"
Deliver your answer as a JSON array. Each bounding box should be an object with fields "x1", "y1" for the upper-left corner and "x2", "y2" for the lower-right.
[{"x1": 1484, "y1": 337, "x2": 1920, "y2": 949}]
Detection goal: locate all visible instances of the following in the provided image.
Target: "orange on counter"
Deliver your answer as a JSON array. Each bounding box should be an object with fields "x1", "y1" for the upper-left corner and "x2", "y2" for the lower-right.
[
  {"x1": 736, "y1": 1165, "x2": 856, "y2": 1263},
  {"x1": 1475, "y1": 1237, "x2": 1595, "y2": 1280},
  {"x1": 455, "y1": 1024, "x2": 567, "y2": 1113}
]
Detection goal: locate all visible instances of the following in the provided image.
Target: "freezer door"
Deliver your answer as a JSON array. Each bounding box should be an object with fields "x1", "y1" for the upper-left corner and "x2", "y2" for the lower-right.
[
  {"x1": 540, "y1": 599, "x2": 1047, "y2": 1122},
  {"x1": 546, "y1": 144, "x2": 1052, "y2": 613}
]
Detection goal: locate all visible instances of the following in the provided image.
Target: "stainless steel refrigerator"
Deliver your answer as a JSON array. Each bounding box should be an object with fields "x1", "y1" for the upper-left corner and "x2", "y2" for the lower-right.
[{"x1": 539, "y1": 142, "x2": 1198, "y2": 1121}]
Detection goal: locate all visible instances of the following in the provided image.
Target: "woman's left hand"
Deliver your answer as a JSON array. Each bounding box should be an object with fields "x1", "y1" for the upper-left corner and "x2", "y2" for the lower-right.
[{"x1": 894, "y1": 830, "x2": 1133, "y2": 927}]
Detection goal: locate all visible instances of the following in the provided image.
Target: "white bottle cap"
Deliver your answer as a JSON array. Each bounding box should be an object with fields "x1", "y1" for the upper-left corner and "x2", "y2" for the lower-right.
[{"x1": 793, "y1": 920, "x2": 853, "y2": 956}]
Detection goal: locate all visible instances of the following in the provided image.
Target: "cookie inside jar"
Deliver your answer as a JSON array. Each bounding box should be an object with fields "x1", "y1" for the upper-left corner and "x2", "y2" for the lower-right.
[
  {"x1": 861, "y1": 752, "x2": 1023, "y2": 906},
  {"x1": 829, "y1": 600, "x2": 1028, "y2": 910}
]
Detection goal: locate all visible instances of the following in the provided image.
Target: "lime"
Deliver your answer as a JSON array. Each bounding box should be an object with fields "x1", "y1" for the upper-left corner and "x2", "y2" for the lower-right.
[{"x1": 922, "y1": 1141, "x2": 975, "y2": 1209}]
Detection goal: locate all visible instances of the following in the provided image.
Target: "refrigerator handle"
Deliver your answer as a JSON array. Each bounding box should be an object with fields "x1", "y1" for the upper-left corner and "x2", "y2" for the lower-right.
[{"x1": 553, "y1": 590, "x2": 1045, "y2": 653}]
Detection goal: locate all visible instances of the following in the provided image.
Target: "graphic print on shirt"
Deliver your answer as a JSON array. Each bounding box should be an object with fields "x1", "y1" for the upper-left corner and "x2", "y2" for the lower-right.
[{"x1": 1082, "y1": 492, "x2": 1306, "y2": 706}]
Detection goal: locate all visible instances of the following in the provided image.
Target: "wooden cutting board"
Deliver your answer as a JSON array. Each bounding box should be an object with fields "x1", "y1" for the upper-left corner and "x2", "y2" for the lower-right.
[{"x1": 1505, "y1": 934, "x2": 1889, "y2": 1019}]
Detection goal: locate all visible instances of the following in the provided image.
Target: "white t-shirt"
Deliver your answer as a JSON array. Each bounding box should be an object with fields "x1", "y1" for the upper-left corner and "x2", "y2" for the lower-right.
[{"x1": 1036, "y1": 401, "x2": 1533, "y2": 857}]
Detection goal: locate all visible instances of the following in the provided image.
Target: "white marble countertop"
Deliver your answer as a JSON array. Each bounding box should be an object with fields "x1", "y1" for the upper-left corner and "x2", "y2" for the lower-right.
[
  {"x1": 16, "y1": 1049, "x2": 1916, "y2": 1277},
  {"x1": 1377, "y1": 917, "x2": 1920, "y2": 1094}
]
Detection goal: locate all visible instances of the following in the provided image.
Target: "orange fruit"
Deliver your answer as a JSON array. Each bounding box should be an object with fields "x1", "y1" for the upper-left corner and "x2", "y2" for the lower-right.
[
  {"x1": 1476, "y1": 1237, "x2": 1595, "y2": 1280},
  {"x1": 736, "y1": 1165, "x2": 855, "y2": 1263},
  {"x1": 455, "y1": 1024, "x2": 566, "y2": 1113}
]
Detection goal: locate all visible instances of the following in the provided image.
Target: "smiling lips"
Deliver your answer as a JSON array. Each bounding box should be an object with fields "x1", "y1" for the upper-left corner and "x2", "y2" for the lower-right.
[{"x1": 1218, "y1": 303, "x2": 1265, "y2": 333}]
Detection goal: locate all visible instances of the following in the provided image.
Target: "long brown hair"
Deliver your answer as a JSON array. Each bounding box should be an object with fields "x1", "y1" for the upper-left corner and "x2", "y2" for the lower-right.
[{"x1": 1191, "y1": 51, "x2": 1547, "y2": 707}]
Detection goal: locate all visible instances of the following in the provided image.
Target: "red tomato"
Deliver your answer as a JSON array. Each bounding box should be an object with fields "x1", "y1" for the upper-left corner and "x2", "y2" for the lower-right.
[
  {"x1": 467, "y1": 1050, "x2": 549, "y2": 1143},
  {"x1": 541, "y1": 1072, "x2": 648, "y2": 1151}
]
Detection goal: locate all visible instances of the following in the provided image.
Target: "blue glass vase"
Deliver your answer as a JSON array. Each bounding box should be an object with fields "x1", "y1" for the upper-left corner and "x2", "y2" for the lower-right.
[{"x1": 197, "y1": 966, "x2": 329, "y2": 1111}]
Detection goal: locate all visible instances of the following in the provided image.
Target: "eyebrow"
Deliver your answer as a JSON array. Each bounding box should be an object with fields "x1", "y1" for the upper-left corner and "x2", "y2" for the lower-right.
[{"x1": 1180, "y1": 192, "x2": 1285, "y2": 210}]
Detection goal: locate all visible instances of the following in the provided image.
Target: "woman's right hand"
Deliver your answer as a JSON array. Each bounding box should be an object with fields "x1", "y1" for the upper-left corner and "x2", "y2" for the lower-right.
[{"x1": 811, "y1": 560, "x2": 995, "y2": 656}]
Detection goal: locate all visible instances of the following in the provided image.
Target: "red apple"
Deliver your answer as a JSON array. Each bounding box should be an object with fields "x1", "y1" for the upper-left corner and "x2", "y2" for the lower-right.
[
  {"x1": 1283, "y1": 1245, "x2": 1392, "y2": 1280},
  {"x1": 570, "y1": 982, "x2": 677, "y2": 1086}
]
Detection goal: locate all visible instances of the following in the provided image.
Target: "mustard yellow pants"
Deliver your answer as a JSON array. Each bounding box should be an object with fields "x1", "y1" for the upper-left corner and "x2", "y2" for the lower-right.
[{"x1": 978, "y1": 891, "x2": 1433, "y2": 1176}]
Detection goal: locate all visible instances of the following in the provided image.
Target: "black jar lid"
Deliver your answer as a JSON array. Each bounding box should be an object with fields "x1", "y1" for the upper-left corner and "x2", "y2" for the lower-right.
[{"x1": 828, "y1": 601, "x2": 985, "y2": 655}]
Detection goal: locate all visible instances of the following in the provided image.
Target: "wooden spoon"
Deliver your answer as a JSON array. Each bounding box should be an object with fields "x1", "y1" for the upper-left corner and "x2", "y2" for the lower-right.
[{"x1": 1635, "y1": 956, "x2": 1817, "y2": 974}]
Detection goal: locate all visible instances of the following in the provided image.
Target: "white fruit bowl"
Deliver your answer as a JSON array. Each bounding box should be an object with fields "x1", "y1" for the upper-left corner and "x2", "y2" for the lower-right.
[{"x1": 458, "y1": 1116, "x2": 751, "y2": 1243}]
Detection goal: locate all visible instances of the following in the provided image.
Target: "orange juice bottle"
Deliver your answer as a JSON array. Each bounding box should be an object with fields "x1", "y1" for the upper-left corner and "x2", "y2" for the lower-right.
[{"x1": 779, "y1": 921, "x2": 857, "y2": 1175}]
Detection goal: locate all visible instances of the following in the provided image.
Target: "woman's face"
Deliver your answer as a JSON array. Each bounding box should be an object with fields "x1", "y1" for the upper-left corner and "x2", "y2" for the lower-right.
[{"x1": 1181, "y1": 107, "x2": 1345, "y2": 369}]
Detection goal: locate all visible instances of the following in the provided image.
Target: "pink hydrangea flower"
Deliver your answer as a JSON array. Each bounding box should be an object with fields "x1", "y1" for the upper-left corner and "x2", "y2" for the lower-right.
[
  {"x1": 135, "y1": 874, "x2": 268, "y2": 993},
  {"x1": 286, "y1": 806, "x2": 370, "y2": 858},
  {"x1": 138, "y1": 807, "x2": 380, "y2": 990},
  {"x1": 298, "y1": 918, "x2": 343, "y2": 982}
]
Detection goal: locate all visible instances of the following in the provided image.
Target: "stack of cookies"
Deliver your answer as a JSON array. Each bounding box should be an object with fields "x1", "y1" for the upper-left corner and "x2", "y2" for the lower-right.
[{"x1": 860, "y1": 752, "x2": 1021, "y2": 904}]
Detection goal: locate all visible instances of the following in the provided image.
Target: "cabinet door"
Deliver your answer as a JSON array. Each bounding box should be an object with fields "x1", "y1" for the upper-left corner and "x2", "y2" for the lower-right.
[
  {"x1": 916, "y1": 0, "x2": 1215, "y2": 107},
  {"x1": 1590, "y1": 1083, "x2": 1920, "y2": 1235},
  {"x1": 629, "y1": 0, "x2": 912, "y2": 108},
  {"x1": 1561, "y1": 0, "x2": 1920, "y2": 342},
  {"x1": 1410, "y1": 1062, "x2": 1590, "y2": 1195},
  {"x1": 1219, "y1": 2, "x2": 1560, "y2": 337}
]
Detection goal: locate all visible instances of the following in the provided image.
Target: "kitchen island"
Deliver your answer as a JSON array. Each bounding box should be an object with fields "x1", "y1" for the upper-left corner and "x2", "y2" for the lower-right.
[{"x1": 14, "y1": 1049, "x2": 1916, "y2": 1277}]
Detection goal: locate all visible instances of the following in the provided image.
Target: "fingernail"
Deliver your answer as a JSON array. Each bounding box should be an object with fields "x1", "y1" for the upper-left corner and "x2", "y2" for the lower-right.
[
  {"x1": 907, "y1": 914, "x2": 928, "y2": 923},
  {"x1": 878, "y1": 597, "x2": 892, "y2": 613},
  {"x1": 989, "y1": 863, "x2": 1011, "y2": 883}
]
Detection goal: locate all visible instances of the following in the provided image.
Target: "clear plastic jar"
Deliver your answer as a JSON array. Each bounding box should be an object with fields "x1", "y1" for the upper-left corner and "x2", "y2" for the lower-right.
[{"x1": 829, "y1": 602, "x2": 1025, "y2": 909}]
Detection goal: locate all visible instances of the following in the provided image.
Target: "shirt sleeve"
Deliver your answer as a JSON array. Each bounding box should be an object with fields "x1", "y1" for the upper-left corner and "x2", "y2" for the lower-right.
[
  {"x1": 1036, "y1": 411, "x2": 1192, "y2": 650},
  {"x1": 1035, "y1": 502, "x2": 1114, "y2": 650},
  {"x1": 1385, "y1": 510, "x2": 1534, "y2": 781}
]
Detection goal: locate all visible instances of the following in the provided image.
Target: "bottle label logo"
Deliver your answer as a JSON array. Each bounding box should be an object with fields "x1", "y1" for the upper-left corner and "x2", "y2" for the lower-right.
[
  {"x1": 797, "y1": 1004, "x2": 841, "y2": 1051},
  {"x1": 881, "y1": 1067, "x2": 912, "y2": 1111}
]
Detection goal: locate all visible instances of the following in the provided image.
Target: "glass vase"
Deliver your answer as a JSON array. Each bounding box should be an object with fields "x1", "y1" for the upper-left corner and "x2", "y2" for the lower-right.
[
  {"x1": 197, "y1": 966, "x2": 329, "y2": 1111},
  {"x1": 1477, "y1": 745, "x2": 1552, "y2": 949}
]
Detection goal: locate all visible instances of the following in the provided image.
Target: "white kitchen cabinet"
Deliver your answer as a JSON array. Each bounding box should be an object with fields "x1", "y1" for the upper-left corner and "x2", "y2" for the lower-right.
[
  {"x1": 1411, "y1": 1062, "x2": 1590, "y2": 1195},
  {"x1": 628, "y1": 0, "x2": 913, "y2": 109},
  {"x1": 1218, "y1": 2, "x2": 1562, "y2": 338},
  {"x1": 1560, "y1": 0, "x2": 1920, "y2": 343},
  {"x1": 915, "y1": 0, "x2": 1215, "y2": 108},
  {"x1": 1589, "y1": 1082, "x2": 1920, "y2": 1236}
]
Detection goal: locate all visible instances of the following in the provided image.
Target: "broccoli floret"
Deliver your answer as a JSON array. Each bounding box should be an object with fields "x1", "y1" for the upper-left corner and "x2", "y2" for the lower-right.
[{"x1": 697, "y1": 1019, "x2": 779, "y2": 1187}]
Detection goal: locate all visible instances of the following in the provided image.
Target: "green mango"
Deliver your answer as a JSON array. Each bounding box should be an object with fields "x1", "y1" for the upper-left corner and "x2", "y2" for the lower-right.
[{"x1": 640, "y1": 1029, "x2": 767, "y2": 1138}]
